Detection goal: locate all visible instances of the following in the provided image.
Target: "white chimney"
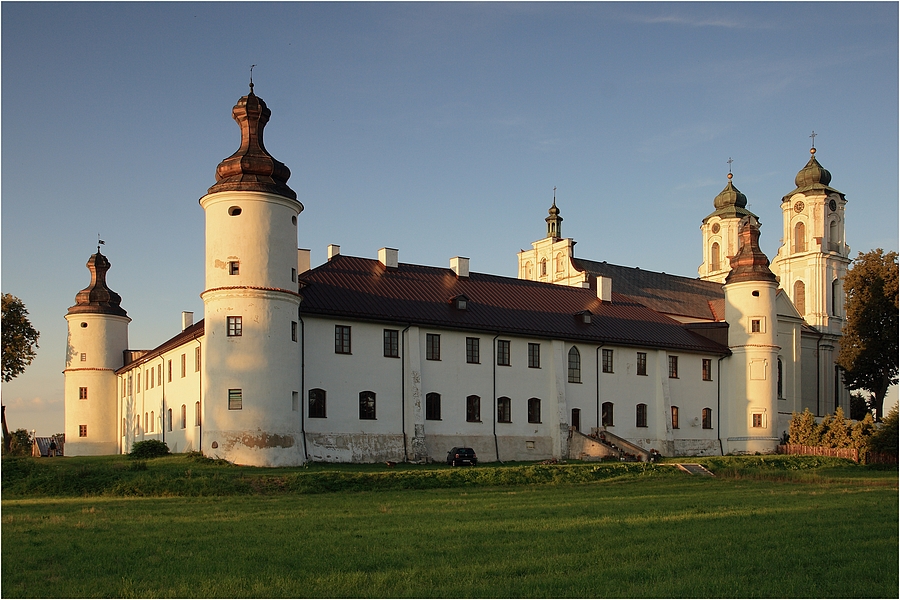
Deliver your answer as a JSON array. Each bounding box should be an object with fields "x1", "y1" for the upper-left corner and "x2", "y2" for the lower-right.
[
  {"x1": 327, "y1": 244, "x2": 341, "y2": 261},
  {"x1": 379, "y1": 247, "x2": 399, "y2": 269},
  {"x1": 181, "y1": 311, "x2": 194, "y2": 331},
  {"x1": 451, "y1": 256, "x2": 469, "y2": 278},
  {"x1": 297, "y1": 249, "x2": 311, "y2": 275},
  {"x1": 597, "y1": 276, "x2": 612, "y2": 303}
]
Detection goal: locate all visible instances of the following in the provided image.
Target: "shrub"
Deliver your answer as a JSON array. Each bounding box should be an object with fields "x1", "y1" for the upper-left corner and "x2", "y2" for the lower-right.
[
  {"x1": 129, "y1": 439, "x2": 170, "y2": 459},
  {"x1": 869, "y1": 404, "x2": 899, "y2": 456}
]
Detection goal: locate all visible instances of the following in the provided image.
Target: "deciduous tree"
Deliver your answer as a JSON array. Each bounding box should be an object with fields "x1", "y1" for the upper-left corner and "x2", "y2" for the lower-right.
[
  {"x1": 1, "y1": 293, "x2": 40, "y2": 452},
  {"x1": 838, "y1": 249, "x2": 899, "y2": 419}
]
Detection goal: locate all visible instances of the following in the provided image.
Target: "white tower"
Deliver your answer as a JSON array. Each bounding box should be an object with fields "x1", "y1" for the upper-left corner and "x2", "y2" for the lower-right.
[
  {"x1": 64, "y1": 249, "x2": 130, "y2": 455},
  {"x1": 699, "y1": 169, "x2": 759, "y2": 283},
  {"x1": 770, "y1": 143, "x2": 851, "y2": 413},
  {"x1": 722, "y1": 219, "x2": 780, "y2": 454},
  {"x1": 199, "y1": 84, "x2": 305, "y2": 466},
  {"x1": 517, "y1": 194, "x2": 589, "y2": 288}
]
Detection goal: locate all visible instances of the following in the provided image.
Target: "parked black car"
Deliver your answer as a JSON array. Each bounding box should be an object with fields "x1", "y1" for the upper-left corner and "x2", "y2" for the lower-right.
[{"x1": 447, "y1": 447, "x2": 477, "y2": 466}]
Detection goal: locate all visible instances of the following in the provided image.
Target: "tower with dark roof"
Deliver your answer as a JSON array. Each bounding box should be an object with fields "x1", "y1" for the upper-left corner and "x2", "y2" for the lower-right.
[
  {"x1": 199, "y1": 85, "x2": 305, "y2": 466},
  {"x1": 698, "y1": 170, "x2": 760, "y2": 283},
  {"x1": 64, "y1": 250, "x2": 131, "y2": 455}
]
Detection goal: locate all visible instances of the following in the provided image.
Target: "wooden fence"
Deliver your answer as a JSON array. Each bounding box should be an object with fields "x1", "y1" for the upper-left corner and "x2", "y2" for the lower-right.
[{"x1": 777, "y1": 444, "x2": 859, "y2": 462}]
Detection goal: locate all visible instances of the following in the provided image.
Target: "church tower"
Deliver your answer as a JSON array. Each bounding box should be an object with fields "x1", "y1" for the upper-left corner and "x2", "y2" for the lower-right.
[
  {"x1": 722, "y1": 219, "x2": 780, "y2": 454},
  {"x1": 699, "y1": 167, "x2": 759, "y2": 283},
  {"x1": 770, "y1": 141, "x2": 851, "y2": 413},
  {"x1": 64, "y1": 249, "x2": 130, "y2": 456},
  {"x1": 199, "y1": 84, "x2": 305, "y2": 466},
  {"x1": 517, "y1": 192, "x2": 589, "y2": 287}
]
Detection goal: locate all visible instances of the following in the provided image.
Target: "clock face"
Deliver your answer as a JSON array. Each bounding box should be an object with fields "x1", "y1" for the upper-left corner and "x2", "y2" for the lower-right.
[
  {"x1": 829, "y1": 199, "x2": 837, "y2": 211},
  {"x1": 711, "y1": 223, "x2": 720, "y2": 234},
  {"x1": 793, "y1": 201, "x2": 805, "y2": 213}
]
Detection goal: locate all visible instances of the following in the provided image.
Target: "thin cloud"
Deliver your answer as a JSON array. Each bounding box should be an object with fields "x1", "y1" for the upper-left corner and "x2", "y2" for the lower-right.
[{"x1": 623, "y1": 12, "x2": 777, "y2": 30}]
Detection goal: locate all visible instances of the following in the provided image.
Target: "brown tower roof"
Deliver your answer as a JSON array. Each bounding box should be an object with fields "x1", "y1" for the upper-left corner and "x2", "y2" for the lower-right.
[
  {"x1": 782, "y1": 148, "x2": 844, "y2": 202},
  {"x1": 67, "y1": 251, "x2": 128, "y2": 316},
  {"x1": 724, "y1": 218, "x2": 777, "y2": 284},
  {"x1": 205, "y1": 84, "x2": 297, "y2": 200}
]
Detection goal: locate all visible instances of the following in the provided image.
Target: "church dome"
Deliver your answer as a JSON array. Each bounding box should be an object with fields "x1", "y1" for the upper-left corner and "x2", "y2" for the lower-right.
[
  {"x1": 794, "y1": 148, "x2": 832, "y2": 188},
  {"x1": 713, "y1": 174, "x2": 748, "y2": 211},
  {"x1": 67, "y1": 251, "x2": 128, "y2": 316},
  {"x1": 724, "y1": 217, "x2": 777, "y2": 284}
]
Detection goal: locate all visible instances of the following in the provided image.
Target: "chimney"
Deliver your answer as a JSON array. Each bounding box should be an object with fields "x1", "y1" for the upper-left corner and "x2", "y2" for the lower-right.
[
  {"x1": 327, "y1": 244, "x2": 341, "y2": 261},
  {"x1": 181, "y1": 311, "x2": 194, "y2": 331},
  {"x1": 597, "y1": 276, "x2": 612, "y2": 303},
  {"x1": 297, "y1": 249, "x2": 311, "y2": 275},
  {"x1": 450, "y1": 256, "x2": 469, "y2": 278},
  {"x1": 379, "y1": 247, "x2": 399, "y2": 269}
]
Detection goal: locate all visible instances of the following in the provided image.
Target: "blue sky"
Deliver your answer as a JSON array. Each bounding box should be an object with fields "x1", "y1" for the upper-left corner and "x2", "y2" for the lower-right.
[{"x1": 2, "y1": 2, "x2": 897, "y2": 435}]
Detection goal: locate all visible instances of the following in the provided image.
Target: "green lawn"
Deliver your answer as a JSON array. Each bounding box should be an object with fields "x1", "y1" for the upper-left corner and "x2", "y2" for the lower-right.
[{"x1": 2, "y1": 456, "x2": 897, "y2": 598}]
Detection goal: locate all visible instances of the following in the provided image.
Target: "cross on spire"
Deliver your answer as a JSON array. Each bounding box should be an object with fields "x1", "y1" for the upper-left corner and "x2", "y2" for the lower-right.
[
  {"x1": 810, "y1": 130, "x2": 817, "y2": 148},
  {"x1": 727, "y1": 157, "x2": 733, "y2": 173}
]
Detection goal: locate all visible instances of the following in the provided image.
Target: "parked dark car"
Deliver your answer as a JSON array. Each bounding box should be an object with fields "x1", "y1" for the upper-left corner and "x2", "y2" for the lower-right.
[{"x1": 447, "y1": 447, "x2": 477, "y2": 466}]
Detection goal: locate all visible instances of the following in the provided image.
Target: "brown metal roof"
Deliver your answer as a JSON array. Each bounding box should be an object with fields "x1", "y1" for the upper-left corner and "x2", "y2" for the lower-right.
[
  {"x1": 300, "y1": 255, "x2": 729, "y2": 355},
  {"x1": 117, "y1": 319, "x2": 205, "y2": 374}
]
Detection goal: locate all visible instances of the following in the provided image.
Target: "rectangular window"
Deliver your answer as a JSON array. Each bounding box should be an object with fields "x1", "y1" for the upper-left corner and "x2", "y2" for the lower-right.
[
  {"x1": 636, "y1": 352, "x2": 647, "y2": 376},
  {"x1": 308, "y1": 389, "x2": 326, "y2": 418},
  {"x1": 168, "y1": 360, "x2": 172, "y2": 382},
  {"x1": 158, "y1": 364, "x2": 162, "y2": 385},
  {"x1": 228, "y1": 260, "x2": 239, "y2": 275},
  {"x1": 195, "y1": 347, "x2": 201, "y2": 372},
  {"x1": 195, "y1": 401, "x2": 201, "y2": 426},
  {"x1": 702, "y1": 358, "x2": 713, "y2": 381},
  {"x1": 181, "y1": 404, "x2": 187, "y2": 429},
  {"x1": 228, "y1": 389, "x2": 242, "y2": 410},
  {"x1": 181, "y1": 354, "x2": 186, "y2": 378},
  {"x1": 227, "y1": 316, "x2": 242, "y2": 337},
  {"x1": 702, "y1": 408, "x2": 712, "y2": 429},
  {"x1": 668, "y1": 356, "x2": 679, "y2": 378},
  {"x1": 527, "y1": 398, "x2": 541, "y2": 424},
  {"x1": 149, "y1": 369, "x2": 154, "y2": 389},
  {"x1": 466, "y1": 337, "x2": 480, "y2": 364},
  {"x1": 79, "y1": 425, "x2": 87, "y2": 438},
  {"x1": 168, "y1": 408, "x2": 173, "y2": 432},
  {"x1": 602, "y1": 349, "x2": 614, "y2": 373},
  {"x1": 601, "y1": 402, "x2": 614, "y2": 427},
  {"x1": 425, "y1": 392, "x2": 441, "y2": 420},
  {"x1": 291, "y1": 267, "x2": 297, "y2": 283},
  {"x1": 466, "y1": 395, "x2": 481, "y2": 422},
  {"x1": 384, "y1": 329, "x2": 399, "y2": 358},
  {"x1": 359, "y1": 391, "x2": 376, "y2": 420},
  {"x1": 335, "y1": 325, "x2": 351, "y2": 354},
  {"x1": 122, "y1": 379, "x2": 126, "y2": 397},
  {"x1": 80, "y1": 352, "x2": 86, "y2": 362},
  {"x1": 751, "y1": 319, "x2": 761, "y2": 333},
  {"x1": 137, "y1": 372, "x2": 140, "y2": 393},
  {"x1": 292, "y1": 391, "x2": 299, "y2": 412},
  {"x1": 671, "y1": 406, "x2": 679, "y2": 429},
  {"x1": 528, "y1": 343, "x2": 540, "y2": 368},
  {"x1": 497, "y1": 397, "x2": 511, "y2": 423},
  {"x1": 752, "y1": 412, "x2": 764, "y2": 428},
  {"x1": 426, "y1": 333, "x2": 441, "y2": 360},
  {"x1": 79, "y1": 387, "x2": 88, "y2": 400},
  {"x1": 497, "y1": 340, "x2": 510, "y2": 366},
  {"x1": 636, "y1": 404, "x2": 648, "y2": 428},
  {"x1": 291, "y1": 321, "x2": 298, "y2": 342}
]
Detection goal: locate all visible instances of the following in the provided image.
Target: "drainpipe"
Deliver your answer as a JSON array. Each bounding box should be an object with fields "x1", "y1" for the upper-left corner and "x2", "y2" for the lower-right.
[
  {"x1": 197, "y1": 340, "x2": 202, "y2": 454},
  {"x1": 299, "y1": 315, "x2": 308, "y2": 461},
  {"x1": 595, "y1": 344, "x2": 604, "y2": 430},
  {"x1": 161, "y1": 359, "x2": 165, "y2": 446},
  {"x1": 717, "y1": 355, "x2": 726, "y2": 456},
  {"x1": 400, "y1": 324, "x2": 412, "y2": 463},
  {"x1": 815, "y1": 330, "x2": 824, "y2": 415},
  {"x1": 492, "y1": 333, "x2": 502, "y2": 463}
]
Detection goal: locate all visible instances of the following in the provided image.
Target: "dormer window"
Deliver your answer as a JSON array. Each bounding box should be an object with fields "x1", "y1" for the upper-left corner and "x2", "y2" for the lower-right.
[
  {"x1": 450, "y1": 295, "x2": 469, "y2": 311},
  {"x1": 577, "y1": 310, "x2": 592, "y2": 324}
]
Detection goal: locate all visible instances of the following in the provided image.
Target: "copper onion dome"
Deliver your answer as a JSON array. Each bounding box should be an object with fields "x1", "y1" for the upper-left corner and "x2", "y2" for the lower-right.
[
  {"x1": 794, "y1": 147, "x2": 833, "y2": 188},
  {"x1": 724, "y1": 218, "x2": 777, "y2": 284},
  {"x1": 67, "y1": 251, "x2": 128, "y2": 316}
]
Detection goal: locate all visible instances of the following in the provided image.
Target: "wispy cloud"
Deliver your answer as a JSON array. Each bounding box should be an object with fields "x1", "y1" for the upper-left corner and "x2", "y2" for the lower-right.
[
  {"x1": 621, "y1": 11, "x2": 777, "y2": 30},
  {"x1": 4, "y1": 396, "x2": 62, "y2": 409}
]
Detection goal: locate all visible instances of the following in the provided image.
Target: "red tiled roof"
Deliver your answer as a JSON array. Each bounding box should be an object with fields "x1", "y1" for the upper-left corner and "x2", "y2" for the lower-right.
[{"x1": 299, "y1": 256, "x2": 729, "y2": 355}]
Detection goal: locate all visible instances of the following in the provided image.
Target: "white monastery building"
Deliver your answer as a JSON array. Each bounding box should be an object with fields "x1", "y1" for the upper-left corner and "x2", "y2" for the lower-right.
[{"x1": 63, "y1": 86, "x2": 852, "y2": 466}]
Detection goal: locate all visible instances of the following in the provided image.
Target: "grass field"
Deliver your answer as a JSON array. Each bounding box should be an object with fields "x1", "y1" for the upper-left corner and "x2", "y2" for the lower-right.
[{"x1": 2, "y1": 455, "x2": 897, "y2": 598}]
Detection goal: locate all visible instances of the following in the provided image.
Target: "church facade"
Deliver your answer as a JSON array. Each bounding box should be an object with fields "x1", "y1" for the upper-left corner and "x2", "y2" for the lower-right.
[{"x1": 63, "y1": 87, "x2": 851, "y2": 466}]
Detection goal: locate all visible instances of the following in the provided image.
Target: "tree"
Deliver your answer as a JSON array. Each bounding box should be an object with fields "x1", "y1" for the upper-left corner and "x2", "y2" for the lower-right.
[
  {"x1": 838, "y1": 250, "x2": 899, "y2": 420},
  {"x1": 849, "y1": 392, "x2": 872, "y2": 421},
  {"x1": 1, "y1": 293, "x2": 40, "y2": 452},
  {"x1": 788, "y1": 408, "x2": 819, "y2": 446},
  {"x1": 869, "y1": 404, "x2": 899, "y2": 456},
  {"x1": 7, "y1": 428, "x2": 33, "y2": 456}
]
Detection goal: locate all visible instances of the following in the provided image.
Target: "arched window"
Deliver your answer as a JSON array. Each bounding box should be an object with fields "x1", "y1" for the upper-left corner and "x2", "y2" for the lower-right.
[
  {"x1": 829, "y1": 220, "x2": 838, "y2": 251},
  {"x1": 425, "y1": 392, "x2": 441, "y2": 421},
  {"x1": 567, "y1": 347, "x2": 581, "y2": 383},
  {"x1": 671, "y1": 406, "x2": 679, "y2": 430},
  {"x1": 527, "y1": 398, "x2": 541, "y2": 423},
  {"x1": 702, "y1": 408, "x2": 712, "y2": 429},
  {"x1": 466, "y1": 395, "x2": 481, "y2": 422},
  {"x1": 497, "y1": 397, "x2": 511, "y2": 423},
  {"x1": 195, "y1": 401, "x2": 201, "y2": 426},
  {"x1": 150, "y1": 411, "x2": 154, "y2": 433},
  {"x1": 831, "y1": 279, "x2": 841, "y2": 316},
  {"x1": 144, "y1": 412, "x2": 148, "y2": 432},
  {"x1": 555, "y1": 252, "x2": 564, "y2": 272},
  {"x1": 359, "y1": 391, "x2": 376, "y2": 420},
  {"x1": 794, "y1": 280, "x2": 806, "y2": 317},
  {"x1": 794, "y1": 222, "x2": 806, "y2": 253},
  {"x1": 601, "y1": 402, "x2": 614, "y2": 427},
  {"x1": 309, "y1": 388, "x2": 326, "y2": 418},
  {"x1": 181, "y1": 405, "x2": 187, "y2": 429},
  {"x1": 571, "y1": 408, "x2": 581, "y2": 432},
  {"x1": 777, "y1": 358, "x2": 783, "y2": 398},
  {"x1": 540, "y1": 258, "x2": 547, "y2": 276},
  {"x1": 710, "y1": 242, "x2": 720, "y2": 271},
  {"x1": 524, "y1": 261, "x2": 533, "y2": 279},
  {"x1": 636, "y1": 404, "x2": 648, "y2": 428}
]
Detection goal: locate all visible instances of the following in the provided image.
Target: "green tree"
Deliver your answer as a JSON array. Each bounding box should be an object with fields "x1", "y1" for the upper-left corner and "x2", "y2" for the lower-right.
[
  {"x1": 1, "y1": 293, "x2": 40, "y2": 383},
  {"x1": 849, "y1": 392, "x2": 872, "y2": 421},
  {"x1": 849, "y1": 413, "x2": 876, "y2": 451},
  {"x1": 7, "y1": 428, "x2": 33, "y2": 456},
  {"x1": 819, "y1": 406, "x2": 851, "y2": 448},
  {"x1": 869, "y1": 404, "x2": 899, "y2": 456},
  {"x1": 838, "y1": 249, "x2": 899, "y2": 420},
  {"x1": 788, "y1": 408, "x2": 819, "y2": 446}
]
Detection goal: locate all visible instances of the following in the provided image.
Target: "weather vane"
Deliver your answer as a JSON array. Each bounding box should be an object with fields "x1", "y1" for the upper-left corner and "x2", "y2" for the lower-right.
[
  {"x1": 553, "y1": 186, "x2": 557, "y2": 204},
  {"x1": 250, "y1": 64, "x2": 256, "y2": 92},
  {"x1": 97, "y1": 234, "x2": 105, "y2": 254}
]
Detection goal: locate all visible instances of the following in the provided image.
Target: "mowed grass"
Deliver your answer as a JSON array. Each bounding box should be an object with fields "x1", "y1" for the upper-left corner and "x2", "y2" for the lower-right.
[{"x1": 2, "y1": 457, "x2": 897, "y2": 598}]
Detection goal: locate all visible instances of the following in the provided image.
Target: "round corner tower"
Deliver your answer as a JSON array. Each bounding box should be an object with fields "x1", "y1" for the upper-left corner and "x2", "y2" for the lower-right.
[
  {"x1": 199, "y1": 84, "x2": 305, "y2": 467},
  {"x1": 64, "y1": 250, "x2": 130, "y2": 455},
  {"x1": 722, "y1": 217, "x2": 781, "y2": 454}
]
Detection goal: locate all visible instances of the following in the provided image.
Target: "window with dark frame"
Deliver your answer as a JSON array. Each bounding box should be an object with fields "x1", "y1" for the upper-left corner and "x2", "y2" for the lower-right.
[
  {"x1": 195, "y1": 401, "x2": 201, "y2": 426},
  {"x1": 751, "y1": 319, "x2": 761, "y2": 333},
  {"x1": 425, "y1": 392, "x2": 441, "y2": 420},
  {"x1": 601, "y1": 402, "x2": 614, "y2": 426},
  {"x1": 195, "y1": 347, "x2": 201, "y2": 372},
  {"x1": 752, "y1": 412, "x2": 763, "y2": 428},
  {"x1": 466, "y1": 337, "x2": 480, "y2": 364},
  {"x1": 79, "y1": 387, "x2": 88, "y2": 400},
  {"x1": 636, "y1": 352, "x2": 647, "y2": 376},
  {"x1": 777, "y1": 358, "x2": 783, "y2": 398},
  {"x1": 497, "y1": 396, "x2": 511, "y2": 423},
  {"x1": 636, "y1": 403, "x2": 648, "y2": 428},
  {"x1": 227, "y1": 316, "x2": 242, "y2": 337},
  {"x1": 292, "y1": 321, "x2": 298, "y2": 342},
  {"x1": 168, "y1": 360, "x2": 172, "y2": 382},
  {"x1": 528, "y1": 343, "x2": 540, "y2": 368},
  {"x1": 568, "y1": 346, "x2": 581, "y2": 383},
  {"x1": 702, "y1": 358, "x2": 712, "y2": 381},
  {"x1": 167, "y1": 408, "x2": 172, "y2": 431},
  {"x1": 228, "y1": 261, "x2": 239, "y2": 275},
  {"x1": 384, "y1": 329, "x2": 399, "y2": 358},
  {"x1": 335, "y1": 325, "x2": 351, "y2": 354},
  {"x1": 466, "y1": 395, "x2": 481, "y2": 422},
  {"x1": 181, "y1": 404, "x2": 187, "y2": 428},
  {"x1": 359, "y1": 391, "x2": 376, "y2": 420},
  {"x1": 668, "y1": 355, "x2": 678, "y2": 378},
  {"x1": 602, "y1": 348, "x2": 614, "y2": 373},
  {"x1": 426, "y1": 333, "x2": 441, "y2": 361},
  {"x1": 671, "y1": 406, "x2": 679, "y2": 429},
  {"x1": 181, "y1": 353, "x2": 186, "y2": 378},
  {"x1": 308, "y1": 388, "x2": 326, "y2": 418},
  {"x1": 702, "y1": 407, "x2": 712, "y2": 429},
  {"x1": 227, "y1": 390, "x2": 242, "y2": 411},
  {"x1": 527, "y1": 398, "x2": 541, "y2": 423},
  {"x1": 497, "y1": 340, "x2": 510, "y2": 366},
  {"x1": 79, "y1": 425, "x2": 87, "y2": 437}
]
